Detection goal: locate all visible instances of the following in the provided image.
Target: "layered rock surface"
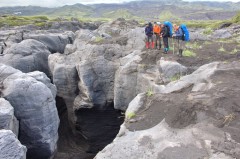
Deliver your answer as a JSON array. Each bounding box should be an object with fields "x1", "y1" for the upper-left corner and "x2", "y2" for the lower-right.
[{"x1": 95, "y1": 61, "x2": 240, "y2": 159}]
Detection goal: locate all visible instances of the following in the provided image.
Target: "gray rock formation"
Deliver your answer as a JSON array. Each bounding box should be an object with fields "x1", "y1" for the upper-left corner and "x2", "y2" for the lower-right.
[
  {"x1": 95, "y1": 61, "x2": 240, "y2": 159},
  {"x1": 49, "y1": 23, "x2": 146, "y2": 112},
  {"x1": 48, "y1": 21, "x2": 100, "y2": 32},
  {"x1": 0, "y1": 30, "x2": 23, "y2": 48},
  {"x1": 0, "y1": 98, "x2": 19, "y2": 135},
  {"x1": 212, "y1": 29, "x2": 232, "y2": 39},
  {"x1": 158, "y1": 58, "x2": 188, "y2": 83},
  {"x1": 23, "y1": 31, "x2": 75, "y2": 53},
  {"x1": 48, "y1": 20, "x2": 146, "y2": 152},
  {"x1": 114, "y1": 51, "x2": 167, "y2": 110},
  {"x1": 0, "y1": 130, "x2": 27, "y2": 159},
  {"x1": 0, "y1": 39, "x2": 51, "y2": 76},
  {"x1": 190, "y1": 25, "x2": 240, "y2": 41},
  {"x1": 27, "y1": 71, "x2": 57, "y2": 98},
  {"x1": 0, "y1": 64, "x2": 59, "y2": 159}
]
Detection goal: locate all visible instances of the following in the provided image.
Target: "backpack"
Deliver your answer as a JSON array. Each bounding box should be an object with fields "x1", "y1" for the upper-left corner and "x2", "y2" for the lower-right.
[
  {"x1": 164, "y1": 21, "x2": 173, "y2": 37},
  {"x1": 180, "y1": 24, "x2": 190, "y2": 41}
]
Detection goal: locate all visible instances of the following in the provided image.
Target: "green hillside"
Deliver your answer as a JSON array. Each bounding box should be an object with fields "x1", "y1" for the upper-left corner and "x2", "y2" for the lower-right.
[
  {"x1": 102, "y1": 9, "x2": 140, "y2": 20},
  {"x1": 43, "y1": 4, "x2": 94, "y2": 18}
]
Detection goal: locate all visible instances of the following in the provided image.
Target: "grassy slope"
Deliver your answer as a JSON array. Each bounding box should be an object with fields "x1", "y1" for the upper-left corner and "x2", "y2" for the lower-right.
[
  {"x1": 183, "y1": 11, "x2": 240, "y2": 29},
  {"x1": 0, "y1": 15, "x2": 50, "y2": 27},
  {"x1": 43, "y1": 4, "x2": 94, "y2": 18}
]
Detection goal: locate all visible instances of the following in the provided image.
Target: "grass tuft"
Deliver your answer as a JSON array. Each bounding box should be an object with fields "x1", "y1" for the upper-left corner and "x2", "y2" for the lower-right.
[
  {"x1": 218, "y1": 45, "x2": 226, "y2": 52},
  {"x1": 203, "y1": 27, "x2": 213, "y2": 35},
  {"x1": 146, "y1": 88, "x2": 154, "y2": 97},
  {"x1": 183, "y1": 50, "x2": 196, "y2": 57},
  {"x1": 170, "y1": 74, "x2": 181, "y2": 82},
  {"x1": 126, "y1": 112, "x2": 136, "y2": 119},
  {"x1": 231, "y1": 48, "x2": 238, "y2": 54},
  {"x1": 95, "y1": 36, "x2": 104, "y2": 43}
]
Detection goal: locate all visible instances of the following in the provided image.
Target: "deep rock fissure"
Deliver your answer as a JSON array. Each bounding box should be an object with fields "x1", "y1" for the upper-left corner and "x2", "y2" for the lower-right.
[
  {"x1": 75, "y1": 102, "x2": 124, "y2": 153},
  {"x1": 54, "y1": 97, "x2": 124, "y2": 159}
]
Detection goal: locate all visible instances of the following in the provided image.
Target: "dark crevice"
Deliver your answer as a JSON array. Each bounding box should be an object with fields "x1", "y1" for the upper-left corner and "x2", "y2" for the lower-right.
[
  {"x1": 75, "y1": 101, "x2": 124, "y2": 153},
  {"x1": 54, "y1": 96, "x2": 95, "y2": 159},
  {"x1": 0, "y1": 46, "x2": 3, "y2": 54}
]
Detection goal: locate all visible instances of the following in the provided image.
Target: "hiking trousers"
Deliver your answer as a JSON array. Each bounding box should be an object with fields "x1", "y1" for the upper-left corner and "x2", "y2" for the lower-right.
[
  {"x1": 163, "y1": 37, "x2": 169, "y2": 49},
  {"x1": 154, "y1": 33, "x2": 161, "y2": 49},
  {"x1": 177, "y1": 39, "x2": 185, "y2": 50},
  {"x1": 145, "y1": 35, "x2": 153, "y2": 43}
]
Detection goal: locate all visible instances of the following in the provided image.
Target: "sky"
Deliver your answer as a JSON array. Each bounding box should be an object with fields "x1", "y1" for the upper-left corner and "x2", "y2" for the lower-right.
[{"x1": 1, "y1": 0, "x2": 239, "y2": 7}]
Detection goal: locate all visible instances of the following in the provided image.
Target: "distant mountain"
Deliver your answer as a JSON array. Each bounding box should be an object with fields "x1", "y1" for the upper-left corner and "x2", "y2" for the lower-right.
[
  {"x1": 0, "y1": 0, "x2": 239, "y2": 21},
  {"x1": 0, "y1": 6, "x2": 49, "y2": 16}
]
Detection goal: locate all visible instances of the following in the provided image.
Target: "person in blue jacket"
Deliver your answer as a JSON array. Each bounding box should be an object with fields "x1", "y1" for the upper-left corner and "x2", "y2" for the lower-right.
[
  {"x1": 145, "y1": 22, "x2": 153, "y2": 49},
  {"x1": 173, "y1": 24, "x2": 184, "y2": 57}
]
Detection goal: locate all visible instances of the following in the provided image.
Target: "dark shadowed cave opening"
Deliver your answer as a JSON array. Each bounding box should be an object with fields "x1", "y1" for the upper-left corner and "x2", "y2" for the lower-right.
[
  {"x1": 54, "y1": 97, "x2": 124, "y2": 159},
  {"x1": 75, "y1": 101, "x2": 124, "y2": 153}
]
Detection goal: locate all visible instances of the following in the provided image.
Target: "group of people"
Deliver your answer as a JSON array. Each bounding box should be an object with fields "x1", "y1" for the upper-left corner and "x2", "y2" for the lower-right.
[{"x1": 145, "y1": 22, "x2": 185, "y2": 56}]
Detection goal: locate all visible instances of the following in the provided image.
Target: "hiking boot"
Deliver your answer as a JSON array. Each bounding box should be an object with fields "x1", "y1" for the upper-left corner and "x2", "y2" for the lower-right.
[
  {"x1": 151, "y1": 42, "x2": 155, "y2": 49},
  {"x1": 163, "y1": 48, "x2": 168, "y2": 54},
  {"x1": 146, "y1": 42, "x2": 149, "y2": 49}
]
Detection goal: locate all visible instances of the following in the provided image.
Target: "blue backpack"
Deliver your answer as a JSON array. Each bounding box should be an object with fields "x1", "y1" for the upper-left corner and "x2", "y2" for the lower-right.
[
  {"x1": 180, "y1": 24, "x2": 190, "y2": 41},
  {"x1": 164, "y1": 21, "x2": 173, "y2": 37}
]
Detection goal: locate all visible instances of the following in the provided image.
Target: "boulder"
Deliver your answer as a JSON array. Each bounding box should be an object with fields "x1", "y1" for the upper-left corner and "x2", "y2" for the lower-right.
[
  {"x1": 0, "y1": 64, "x2": 59, "y2": 159},
  {"x1": 0, "y1": 130, "x2": 27, "y2": 159},
  {"x1": 23, "y1": 31, "x2": 75, "y2": 53},
  {"x1": 158, "y1": 58, "x2": 188, "y2": 83},
  {"x1": 0, "y1": 39, "x2": 51, "y2": 76},
  {"x1": 189, "y1": 28, "x2": 210, "y2": 41},
  {"x1": 212, "y1": 29, "x2": 232, "y2": 39},
  {"x1": 0, "y1": 98, "x2": 19, "y2": 135}
]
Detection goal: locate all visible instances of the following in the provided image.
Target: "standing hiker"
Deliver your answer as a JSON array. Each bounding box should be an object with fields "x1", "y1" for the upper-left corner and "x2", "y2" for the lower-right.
[
  {"x1": 145, "y1": 22, "x2": 153, "y2": 49},
  {"x1": 153, "y1": 22, "x2": 161, "y2": 49},
  {"x1": 173, "y1": 24, "x2": 184, "y2": 56},
  {"x1": 161, "y1": 23, "x2": 170, "y2": 54}
]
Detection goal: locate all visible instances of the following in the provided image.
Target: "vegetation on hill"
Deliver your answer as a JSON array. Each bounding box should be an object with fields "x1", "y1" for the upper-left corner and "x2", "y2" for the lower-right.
[
  {"x1": 103, "y1": 9, "x2": 135, "y2": 19},
  {"x1": 174, "y1": 11, "x2": 240, "y2": 29},
  {"x1": 158, "y1": 11, "x2": 180, "y2": 21},
  {"x1": 43, "y1": 4, "x2": 94, "y2": 18},
  {"x1": 0, "y1": 15, "x2": 50, "y2": 27}
]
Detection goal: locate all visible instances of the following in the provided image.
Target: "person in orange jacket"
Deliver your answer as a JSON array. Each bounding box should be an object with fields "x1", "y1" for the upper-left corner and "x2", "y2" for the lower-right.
[{"x1": 153, "y1": 22, "x2": 162, "y2": 49}]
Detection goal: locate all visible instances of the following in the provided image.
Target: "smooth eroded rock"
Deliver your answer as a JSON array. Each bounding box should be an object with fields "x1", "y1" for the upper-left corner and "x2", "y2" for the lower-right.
[
  {"x1": 0, "y1": 98, "x2": 19, "y2": 135},
  {"x1": 0, "y1": 39, "x2": 51, "y2": 76},
  {"x1": 0, "y1": 130, "x2": 27, "y2": 159},
  {"x1": 0, "y1": 64, "x2": 59, "y2": 159}
]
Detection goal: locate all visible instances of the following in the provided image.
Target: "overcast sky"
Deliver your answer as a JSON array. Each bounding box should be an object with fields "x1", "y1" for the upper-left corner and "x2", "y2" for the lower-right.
[{"x1": 1, "y1": 0, "x2": 239, "y2": 7}]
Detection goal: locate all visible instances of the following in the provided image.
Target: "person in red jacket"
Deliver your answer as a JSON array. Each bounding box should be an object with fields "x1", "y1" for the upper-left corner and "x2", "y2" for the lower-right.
[{"x1": 153, "y1": 22, "x2": 162, "y2": 49}]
